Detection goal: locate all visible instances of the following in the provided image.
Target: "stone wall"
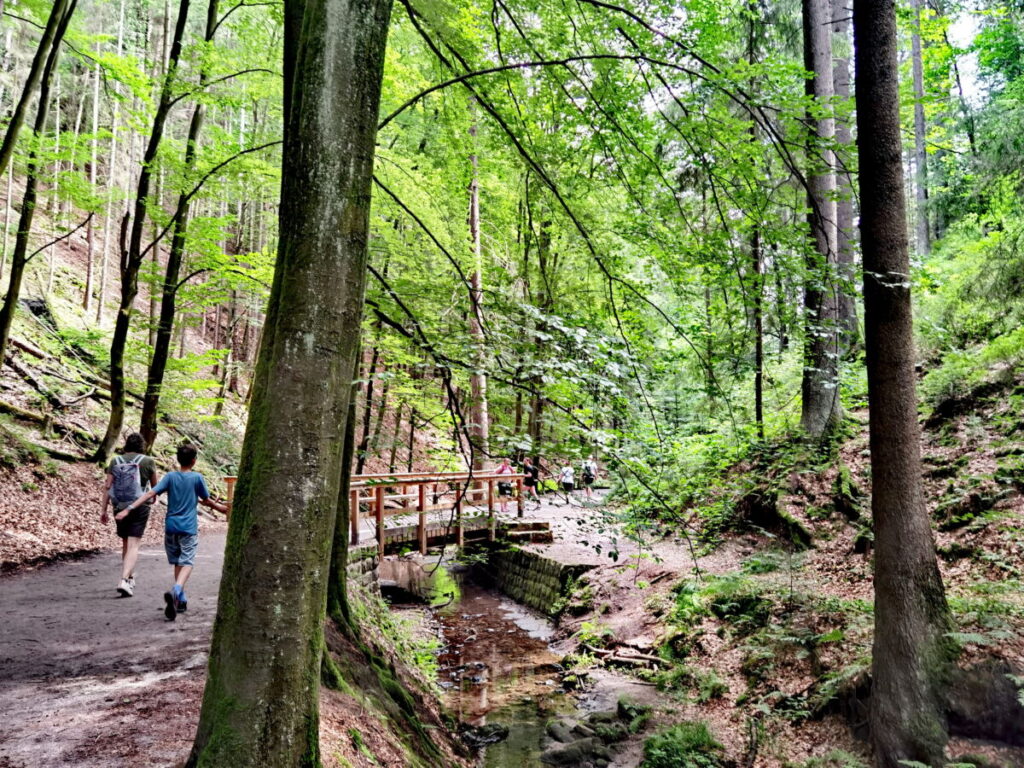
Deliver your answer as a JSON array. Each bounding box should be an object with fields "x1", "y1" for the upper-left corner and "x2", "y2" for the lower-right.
[
  {"x1": 480, "y1": 545, "x2": 595, "y2": 619},
  {"x1": 347, "y1": 544, "x2": 379, "y2": 593}
]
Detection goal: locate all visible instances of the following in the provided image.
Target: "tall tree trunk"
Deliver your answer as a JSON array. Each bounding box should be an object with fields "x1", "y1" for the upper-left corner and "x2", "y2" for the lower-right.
[
  {"x1": 752, "y1": 227, "x2": 764, "y2": 439},
  {"x1": 354, "y1": 340, "x2": 380, "y2": 474},
  {"x1": 95, "y1": 0, "x2": 190, "y2": 463},
  {"x1": 833, "y1": 0, "x2": 859, "y2": 349},
  {"x1": 138, "y1": 0, "x2": 215, "y2": 449},
  {"x1": 911, "y1": 0, "x2": 930, "y2": 255},
  {"x1": 84, "y1": 62, "x2": 101, "y2": 312},
  {"x1": 467, "y1": 114, "x2": 489, "y2": 469},
  {"x1": 188, "y1": 0, "x2": 392, "y2": 762},
  {"x1": 800, "y1": 0, "x2": 842, "y2": 438},
  {"x1": 0, "y1": 0, "x2": 72, "y2": 181},
  {"x1": 0, "y1": 1, "x2": 76, "y2": 363},
  {"x1": 387, "y1": 401, "x2": 403, "y2": 472},
  {"x1": 853, "y1": 1, "x2": 955, "y2": 764},
  {"x1": 406, "y1": 407, "x2": 417, "y2": 472}
]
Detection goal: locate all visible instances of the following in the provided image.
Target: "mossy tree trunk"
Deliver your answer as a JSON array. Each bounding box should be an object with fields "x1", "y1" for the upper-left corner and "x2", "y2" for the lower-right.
[
  {"x1": 853, "y1": 1, "x2": 956, "y2": 764},
  {"x1": 187, "y1": 0, "x2": 393, "y2": 765}
]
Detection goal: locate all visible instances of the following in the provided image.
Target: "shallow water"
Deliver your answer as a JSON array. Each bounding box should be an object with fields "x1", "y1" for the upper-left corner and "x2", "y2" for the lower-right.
[{"x1": 433, "y1": 580, "x2": 575, "y2": 766}]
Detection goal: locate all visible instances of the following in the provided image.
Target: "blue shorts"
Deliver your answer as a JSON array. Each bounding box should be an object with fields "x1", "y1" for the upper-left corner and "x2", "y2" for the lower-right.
[{"x1": 165, "y1": 532, "x2": 199, "y2": 566}]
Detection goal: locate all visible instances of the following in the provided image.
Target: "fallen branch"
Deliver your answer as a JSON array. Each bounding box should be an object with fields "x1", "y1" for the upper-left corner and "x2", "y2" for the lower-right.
[
  {"x1": 59, "y1": 388, "x2": 97, "y2": 408},
  {"x1": 5, "y1": 356, "x2": 63, "y2": 410},
  {"x1": 9, "y1": 337, "x2": 47, "y2": 360},
  {"x1": 0, "y1": 398, "x2": 96, "y2": 446}
]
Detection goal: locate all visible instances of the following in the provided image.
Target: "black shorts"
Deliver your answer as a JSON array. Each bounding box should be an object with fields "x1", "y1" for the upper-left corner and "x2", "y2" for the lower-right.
[
  {"x1": 115, "y1": 505, "x2": 150, "y2": 539},
  {"x1": 498, "y1": 482, "x2": 513, "y2": 497},
  {"x1": 583, "y1": 474, "x2": 595, "y2": 486},
  {"x1": 561, "y1": 482, "x2": 575, "y2": 493},
  {"x1": 523, "y1": 478, "x2": 536, "y2": 488}
]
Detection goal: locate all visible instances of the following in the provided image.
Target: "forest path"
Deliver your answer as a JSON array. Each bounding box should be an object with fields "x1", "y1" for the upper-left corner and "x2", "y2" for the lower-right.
[{"x1": 0, "y1": 532, "x2": 226, "y2": 767}]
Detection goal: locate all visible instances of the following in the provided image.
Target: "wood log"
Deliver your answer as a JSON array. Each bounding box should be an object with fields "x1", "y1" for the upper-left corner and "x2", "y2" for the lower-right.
[
  {"x1": 9, "y1": 337, "x2": 48, "y2": 360},
  {"x1": 0, "y1": 398, "x2": 96, "y2": 446}
]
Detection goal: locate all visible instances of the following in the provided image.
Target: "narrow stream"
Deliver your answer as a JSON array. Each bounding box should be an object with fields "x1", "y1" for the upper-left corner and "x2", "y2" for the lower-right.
[
  {"x1": 435, "y1": 581, "x2": 576, "y2": 767},
  {"x1": 383, "y1": 560, "x2": 578, "y2": 767}
]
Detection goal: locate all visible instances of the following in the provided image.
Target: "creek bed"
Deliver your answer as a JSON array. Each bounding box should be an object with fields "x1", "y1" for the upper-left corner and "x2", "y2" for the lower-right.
[
  {"x1": 384, "y1": 559, "x2": 578, "y2": 766},
  {"x1": 434, "y1": 581, "x2": 576, "y2": 766}
]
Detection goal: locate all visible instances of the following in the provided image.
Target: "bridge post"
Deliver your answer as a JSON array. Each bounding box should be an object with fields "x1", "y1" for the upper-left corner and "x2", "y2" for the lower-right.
[
  {"x1": 375, "y1": 485, "x2": 385, "y2": 560},
  {"x1": 418, "y1": 483, "x2": 427, "y2": 555},
  {"x1": 350, "y1": 488, "x2": 359, "y2": 545},
  {"x1": 487, "y1": 479, "x2": 495, "y2": 542},
  {"x1": 517, "y1": 477, "x2": 524, "y2": 517},
  {"x1": 456, "y1": 494, "x2": 464, "y2": 548}
]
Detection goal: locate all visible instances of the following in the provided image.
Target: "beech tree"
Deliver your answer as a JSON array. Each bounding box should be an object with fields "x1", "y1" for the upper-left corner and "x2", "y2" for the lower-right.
[
  {"x1": 853, "y1": 0, "x2": 955, "y2": 764},
  {"x1": 800, "y1": 0, "x2": 842, "y2": 438},
  {"x1": 188, "y1": 0, "x2": 393, "y2": 763}
]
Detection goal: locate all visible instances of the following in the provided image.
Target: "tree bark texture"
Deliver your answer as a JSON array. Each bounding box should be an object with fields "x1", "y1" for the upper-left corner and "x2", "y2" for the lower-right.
[
  {"x1": 95, "y1": 0, "x2": 191, "y2": 462},
  {"x1": 832, "y1": 0, "x2": 859, "y2": 347},
  {"x1": 853, "y1": 1, "x2": 955, "y2": 764},
  {"x1": 800, "y1": 0, "x2": 843, "y2": 438},
  {"x1": 911, "y1": 0, "x2": 930, "y2": 255},
  {"x1": 0, "y1": 0, "x2": 76, "y2": 363},
  {"x1": 188, "y1": 0, "x2": 393, "y2": 764}
]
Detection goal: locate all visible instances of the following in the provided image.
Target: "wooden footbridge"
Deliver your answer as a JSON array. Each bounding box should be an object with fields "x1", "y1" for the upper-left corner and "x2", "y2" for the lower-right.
[
  {"x1": 348, "y1": 470, "x2": 549, "y2": 557},
  {"x1": 222, "y1": 468, "x2": 550, "y2": 558}
]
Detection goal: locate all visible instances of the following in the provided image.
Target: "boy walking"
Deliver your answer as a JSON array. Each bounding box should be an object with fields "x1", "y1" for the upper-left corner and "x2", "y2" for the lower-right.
[
  {"x1": 118, "y1": 444, "x2": 227, "y2": 620},
  {"x1": 100, "y1": 432, "x2": 159, "y2": 597}
]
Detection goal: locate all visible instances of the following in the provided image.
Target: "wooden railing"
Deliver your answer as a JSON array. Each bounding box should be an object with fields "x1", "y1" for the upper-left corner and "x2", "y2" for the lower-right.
[{"x1": 349, "y1": 470, "x2": 525, "y2": 557}]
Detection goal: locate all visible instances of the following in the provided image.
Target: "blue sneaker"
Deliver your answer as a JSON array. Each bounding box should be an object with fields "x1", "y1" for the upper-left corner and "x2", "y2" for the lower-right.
[{"x1": 178, "y1": 588, "x2": 188, "y2": 613}]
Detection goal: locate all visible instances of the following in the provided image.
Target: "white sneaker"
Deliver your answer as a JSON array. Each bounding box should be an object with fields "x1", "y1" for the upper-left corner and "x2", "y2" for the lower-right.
[{"x1": 117, "y1": 578, "x2": 134, "y2": 597}]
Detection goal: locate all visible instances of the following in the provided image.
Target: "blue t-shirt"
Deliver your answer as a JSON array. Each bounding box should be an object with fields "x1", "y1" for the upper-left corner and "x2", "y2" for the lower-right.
[{"x1": 153, "y1": 470, "x2": 210, "y2": 535}]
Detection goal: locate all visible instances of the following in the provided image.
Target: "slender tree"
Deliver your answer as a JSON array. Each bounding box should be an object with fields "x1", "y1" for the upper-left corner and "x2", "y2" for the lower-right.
[
  {"x1": 833, "y1": 0, "x2": 859, "y2": 346},
  {"x1": 0, "y1": 0, "x2": 78, "y2": 362},
  {"x1": 853, "y1": 0, "x2": 955, "y2": 764},
  {"x1": 467, "y1": 112, "x2": 489, "y2": 467},
  {"x1": 95, "y1": 0, "x2": 191, "y2": 462},
  {"x1": 188, "y1": 0, "x2": 393, "y2": 763},
  {"x1": 800, "y1": 0, "x2": 843, "y2": 437},
  {"x1": 0, "y1": 0, "x2": 73, "y2": 181},
  {"x1": 139, "y1": 0, "x2": 220, "y2": 450},
  {"x1": 911, "y1": 0, "x2": 930, "y2": 255}
]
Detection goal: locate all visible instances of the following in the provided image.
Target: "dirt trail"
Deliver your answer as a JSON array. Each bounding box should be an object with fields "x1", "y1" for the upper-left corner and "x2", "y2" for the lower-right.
[{"x1": 0, "y1": 531, "x2": 226, "y2": 768}]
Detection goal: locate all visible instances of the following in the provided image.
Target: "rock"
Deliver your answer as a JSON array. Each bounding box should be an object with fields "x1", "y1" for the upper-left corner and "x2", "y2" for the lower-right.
[
  {"x1": 585, "y1": 709, "x2": 618, "y2": 724},
  {"x1": 539, "y1": 737, "x2": 611, "y2": 765},
  {"x1": 546, "y1": 720, "x2": 574, "y2": 744},
  {"x1": 616, "y1": 697, "x2": 652, "y2": 722},
  {"x1": 572, "y1": 723, "x2": 597, "y2": 738},
  {"x1": 593, "y1": 721, "x2": 629, "y2": 743},
  {"x1": 459, "y1": 723, "x2": 510, "y2": 749}
]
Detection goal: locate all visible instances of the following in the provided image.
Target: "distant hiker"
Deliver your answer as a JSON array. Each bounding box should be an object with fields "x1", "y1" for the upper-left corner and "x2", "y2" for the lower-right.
[
  {"x1": 522, "y1": 457, "x2": 541, "y2": 505},
  {"x1": 558, "y1": 463, "x2": 576, "y2": 503},
  {"x1": 100, "y1": 432, "x2": 159, "y2": 598},
  {"x1": 117, "y1": 443, "x2": 227, "y2": 621},
  {"x1": 582, "y1": 457, "x2": 598, "y2": 499},
  {"x1": 495, "y1": 457, "x2": 514, "y2": 515}
]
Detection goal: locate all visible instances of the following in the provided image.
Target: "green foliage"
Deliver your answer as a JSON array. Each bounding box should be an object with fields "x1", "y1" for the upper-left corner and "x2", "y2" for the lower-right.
[{"x1": 641, "y1": 722, "x2": 726, "y2": 768}]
